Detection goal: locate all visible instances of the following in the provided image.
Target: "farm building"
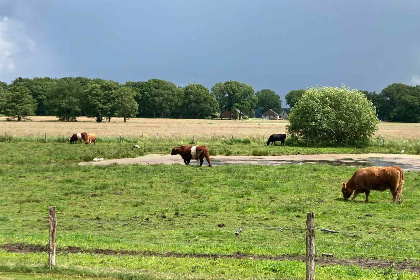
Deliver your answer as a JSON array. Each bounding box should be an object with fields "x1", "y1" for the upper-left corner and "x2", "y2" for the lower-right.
[
  {"x1": 220, "y1": 109, "x2": 244, "y2": 120},
  {"x1": 262, "y1": 109, "x2": 280, "y2": 120},
  {"x1": 279, "y1": 110, "x2": 289, "y2": 120}
]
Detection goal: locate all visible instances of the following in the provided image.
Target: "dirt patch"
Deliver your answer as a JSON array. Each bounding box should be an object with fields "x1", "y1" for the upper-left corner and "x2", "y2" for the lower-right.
[
  {"x1": 2, "y1": 243, "x2": 418, "y2": 274},
  {"x1": 79, "y1": 153, "x2": 420, "y2": 171}
]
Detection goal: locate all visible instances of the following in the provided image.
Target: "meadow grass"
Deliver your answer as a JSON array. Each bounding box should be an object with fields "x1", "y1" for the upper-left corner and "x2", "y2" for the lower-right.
[
  {"x1": 1, "y1": 135, "x2": 420, "y2": 162},
  {"x1": 0, "y1": 141, "x2": 419, "y2": 279}
]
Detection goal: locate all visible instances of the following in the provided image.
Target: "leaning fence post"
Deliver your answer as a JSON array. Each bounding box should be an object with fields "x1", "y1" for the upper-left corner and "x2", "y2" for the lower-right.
[
  {"x1": 48, "y1": 206, "x2": 57, "y2": 268},
  {"x1": 306, "y1": 212, "x2": 315, "y2": 280}
]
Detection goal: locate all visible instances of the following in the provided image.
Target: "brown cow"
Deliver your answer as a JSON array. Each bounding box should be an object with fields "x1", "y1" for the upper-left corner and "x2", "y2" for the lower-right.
[
  {"x1": 342, "y1": 166, "x2": 404, "y2": 203},
  {"x1": 83, "y1": 133, "x2": 97, "y2": 145},
  {"x1": 171, "y1": 145, "x2": 212, "y2": 167},
  {"x1": 69, "y1": 132, "x2": 87, "y2": 144}
]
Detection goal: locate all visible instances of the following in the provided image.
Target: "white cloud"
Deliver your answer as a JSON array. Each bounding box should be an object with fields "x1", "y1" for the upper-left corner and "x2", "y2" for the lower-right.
[
  {"x1": 0, "y1": 15, "x2": 53, "y2": 83},
  {"x1": 0, "y1": 17, "x2": 16, "y2": 72},
  {"x1": 412, "y1": 75, "x2": 420, "y2": 85}
]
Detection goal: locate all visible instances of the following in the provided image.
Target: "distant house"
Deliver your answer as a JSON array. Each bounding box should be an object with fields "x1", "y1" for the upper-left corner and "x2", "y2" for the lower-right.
[
  {"x1": 262, "y1": 109, "x2": 280, "y2": 120},
  {"x1": 279, "y1": 110, "x2": 289, "y2": 120},
  {"x1": 220, "y1": 109, "x2": 244, "y2": 120}
]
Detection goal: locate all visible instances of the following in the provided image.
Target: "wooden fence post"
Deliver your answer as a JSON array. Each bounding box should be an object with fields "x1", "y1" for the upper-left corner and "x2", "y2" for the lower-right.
[
  {"x1": 45, "y1": 133, "x2": 47, "y2": 143},
  {"x1": 48, "y1": 206, "x2": 57, "y2": 268},
  {"x1": 306, "y1": 212, "x2": 315, "y2": 280}
]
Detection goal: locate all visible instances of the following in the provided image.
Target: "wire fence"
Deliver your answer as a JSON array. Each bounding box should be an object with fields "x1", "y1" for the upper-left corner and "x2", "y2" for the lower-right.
[{"x1": 5, "y1": 208, "x2": 420, "y2": 280}]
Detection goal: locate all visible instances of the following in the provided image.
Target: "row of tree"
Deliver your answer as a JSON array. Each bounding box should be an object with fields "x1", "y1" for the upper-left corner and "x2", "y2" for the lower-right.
[
  {"x1": 285, "y1": 83, "x2": 420, "y2": 123},
  {"x1": 1, "y1": 77, "x2": 418, "y2": 122},
  {"x1": 0, "y1": 77, "x2": 282, "y2": 122}
]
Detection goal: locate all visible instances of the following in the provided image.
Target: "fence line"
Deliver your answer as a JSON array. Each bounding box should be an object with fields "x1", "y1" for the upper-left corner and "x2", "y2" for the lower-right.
[{"x1": 40, "y1": 207, "x2": 420, "y2": 277}]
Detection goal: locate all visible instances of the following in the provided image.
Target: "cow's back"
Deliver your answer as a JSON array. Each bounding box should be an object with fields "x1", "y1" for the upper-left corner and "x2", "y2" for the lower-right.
[{"x1": 349, "y1": 166, "x2": 402, "y2": 192}]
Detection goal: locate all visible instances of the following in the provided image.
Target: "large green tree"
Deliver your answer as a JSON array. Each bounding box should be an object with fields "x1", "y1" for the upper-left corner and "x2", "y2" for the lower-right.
[
  {"x1": 0, "y1": 81, "x2": 7, "y2": 90},
  {"x1": 287, "y1": 86, "x2": 378, "y2": 146},
  {"x1": 46, "y1": 78, "x2": 83, "y2": 121},
  {"x1": 285, "y1": 89, "x2": 305, "y2": 108},
  {"x1": 256, "y1": 89, "x2": 282, "y2": 114},
  {"x1": 380, "y1": 83, "x2": 420, "y2": 123},
  {"x1": 182, "y1": 83, "x2": 218, "y2": 118},
  {"x1": 141, "y1": 79, "x2": 183, "y2": 118},
  {"x1": 84, "y1": 79, "x2": 120, "y2": 122},
  {"x1": 124, "y1": 81, "x2": 145, "y2": 117},
  {"x1": 211, "y1": 81, "x2": 257, "y2": 119},
  {"x1": 11, "y1": 77, "x2": 54, "y2": 116},
  {"x1": 114, "y1": 86, "x2": 138, "y2": 122},
  {"x1": 211, "y1": 82, "x2": 227, "y2": 117},
  {"x1": 0, "y1": 84, "x2": 37, "y2": 121}
]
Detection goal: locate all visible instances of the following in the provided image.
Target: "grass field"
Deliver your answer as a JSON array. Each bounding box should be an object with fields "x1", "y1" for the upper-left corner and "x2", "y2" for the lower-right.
[
  {"x1": 2, "y1": 116, "x2": 420, "y2": 140},
  {"x1": 0, "y1": 118, "x2": 419, "y2": 279}
]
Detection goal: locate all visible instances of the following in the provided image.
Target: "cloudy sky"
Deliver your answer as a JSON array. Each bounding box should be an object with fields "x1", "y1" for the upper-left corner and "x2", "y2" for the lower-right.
[{"x1": 1, "y1": 0, "x2": 420, "y2": 104}]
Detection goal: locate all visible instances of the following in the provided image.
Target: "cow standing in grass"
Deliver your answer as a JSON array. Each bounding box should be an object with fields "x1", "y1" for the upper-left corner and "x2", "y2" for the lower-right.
[
  {"x1": 266, "y1": 134, "x2": 286, "y2": 146},
  {"x1": 342, "y1": 166, "x2": 404, "y2": 203},
  {"x1": 69, "y1": 132, "x2": 87, "y2": 144},
  {"x1": 171, "y1": 145, "x2": 212, "y2": 167},
  {"x1": 83, "y1": 133, "x2": 97, "y2": 145}
]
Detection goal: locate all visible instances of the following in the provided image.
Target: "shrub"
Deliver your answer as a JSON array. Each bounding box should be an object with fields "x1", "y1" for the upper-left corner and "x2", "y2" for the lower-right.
[{"x1": 287, "y1": 85, "x2": 378, "y2": 146}]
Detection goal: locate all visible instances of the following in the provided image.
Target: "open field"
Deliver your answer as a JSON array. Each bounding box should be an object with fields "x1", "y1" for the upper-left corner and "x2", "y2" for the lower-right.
[
  {"x1": 1, "y1": 116, "x2": 420, "y2": 140},
  {"x1": 1, "y1": 118, "x2": 420, "y2": 279},
  {"x1": 0, "y1": 141, "x2": 419, "y2": 279}
]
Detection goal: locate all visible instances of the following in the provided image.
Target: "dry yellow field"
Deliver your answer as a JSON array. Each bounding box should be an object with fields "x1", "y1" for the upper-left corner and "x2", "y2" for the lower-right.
[{"x1": 1, "y1": 116, "x2": 419, "y2": 140}]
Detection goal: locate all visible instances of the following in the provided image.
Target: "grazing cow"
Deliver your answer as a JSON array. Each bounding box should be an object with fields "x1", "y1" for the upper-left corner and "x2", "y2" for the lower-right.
[
  {"x1": 171, "y1": 145, "x2": 212, "y2": 167},
  {"x1": 266, "y1": 134, "x2": 286, "y2": 146},
  {"x1": 69, "y1": 132, "x2": 87, "y2": 144},
  {"x1": 342, "y1": 166, "x2": 404, "y2": 204},
  {"x1": 83, "y1": 133, "x2": 97, "y2": 145}
]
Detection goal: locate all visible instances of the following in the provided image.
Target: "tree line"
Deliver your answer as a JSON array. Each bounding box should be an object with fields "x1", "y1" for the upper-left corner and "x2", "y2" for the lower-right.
[
  {"x1": 1, "y1": 77, "x2": 418, "y2": 122},
  {"x1": 0, "y1": 77, "x2": 281, "y2": 122},
  {"x1": 285, "y1": 83, "x2": 420, "y2": 123}
]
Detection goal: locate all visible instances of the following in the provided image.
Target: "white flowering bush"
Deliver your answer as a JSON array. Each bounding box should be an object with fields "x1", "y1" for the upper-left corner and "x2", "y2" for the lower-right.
[{"x1": 287, "y1": 85, "x2": 378, "y2": 146}]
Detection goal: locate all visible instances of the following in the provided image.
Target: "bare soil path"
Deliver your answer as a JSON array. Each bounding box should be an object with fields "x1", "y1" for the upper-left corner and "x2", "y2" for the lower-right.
[
  {"x1": 79, "y1": 153, "x2": 420, "y2": 171},
  {"x1": 2, "y1": 243, "x2": 419, "y2": 274}
]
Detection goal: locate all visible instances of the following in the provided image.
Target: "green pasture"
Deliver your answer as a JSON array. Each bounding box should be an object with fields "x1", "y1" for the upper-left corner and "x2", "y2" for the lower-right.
[
  {"x1": 1, "y1": 134, "x2": 420, "y2": 163},
  {"x1": 0, "y1": 141, "x2": 419, "y2": 279}
]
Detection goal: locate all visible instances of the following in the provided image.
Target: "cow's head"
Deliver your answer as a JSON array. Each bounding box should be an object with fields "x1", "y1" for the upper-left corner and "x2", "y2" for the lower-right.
[
  {"x1": 171, "y1": 147, "x2": 181, "y2": 155},
  {"x1": 81, "y1": 132, "x2": 88, "y2": 141},
  {"x1": 342, "y1": 182, "x2": 353, "y2": 200}
]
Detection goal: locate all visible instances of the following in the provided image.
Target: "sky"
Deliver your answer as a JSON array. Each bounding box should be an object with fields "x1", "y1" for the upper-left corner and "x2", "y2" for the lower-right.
[{"x1": 1, "y1": 0, "x2": 420, "y2": 105}]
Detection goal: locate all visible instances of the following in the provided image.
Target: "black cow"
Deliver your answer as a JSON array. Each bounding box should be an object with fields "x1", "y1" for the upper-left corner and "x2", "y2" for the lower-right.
[{"x1": 266, "y1": 134, "x2": 286, "y2": 146}]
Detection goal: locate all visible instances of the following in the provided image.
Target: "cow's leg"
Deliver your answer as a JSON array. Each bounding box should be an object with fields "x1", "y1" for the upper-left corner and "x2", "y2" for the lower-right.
[
  {"x1": 350, "y1": 190, "x2": 360, "y2": 201},
  {"x1": 398, "y1": 189, "x2": 403, "y2": 204},
  {"x1": 206, "y1": 156, "x2": 212, "y2": 167},
  {"x1": 364, "y1": 190, "x2": 370, "y2": 203},
  {"x1": 396, "y1": 184, "x2": 403, "y2": 204},
  {"x1": 391, "y1": 189, "x2": 398, "y2": 203}
]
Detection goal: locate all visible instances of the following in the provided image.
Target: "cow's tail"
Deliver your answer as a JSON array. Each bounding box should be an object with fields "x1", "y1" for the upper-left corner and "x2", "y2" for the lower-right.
[{"x1": 396, "y1": 167, "x2": 405, "y2": 204}]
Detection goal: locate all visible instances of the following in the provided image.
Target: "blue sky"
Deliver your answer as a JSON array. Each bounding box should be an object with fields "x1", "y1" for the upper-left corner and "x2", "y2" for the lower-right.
[{"x1": 1, "y1": 0, "x2": 420, "y2": 104}]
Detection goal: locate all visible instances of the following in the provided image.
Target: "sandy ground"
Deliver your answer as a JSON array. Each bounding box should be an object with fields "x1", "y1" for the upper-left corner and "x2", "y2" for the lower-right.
[{"x1": 79, "y1": 153, "x2": 420, "y2": 171}]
